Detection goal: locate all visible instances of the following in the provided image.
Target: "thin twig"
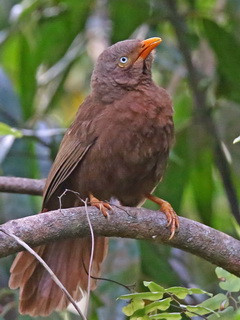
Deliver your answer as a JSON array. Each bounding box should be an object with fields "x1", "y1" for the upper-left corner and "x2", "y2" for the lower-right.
[
  {"x1": 83, "y1": 198, "x2": 94, "y2": 314},
  {"x1": 0, "y1": 301, "x2": 16, "y2": 317},
  {"x1": 166, "y1": 293, "x2": 210, "y2": 319},
  {"x1": 105, "y1": 200, "x2": 131, "y2": 216},
  {"x1": 58, "y1": 189, "x2": 95, "y2": 316},
  {"x1": 0, "y1": 228, "x2": 87, "y2": 320},
  {"x1": 82, "y1": 259, "x2": 134, "y2": 292}
]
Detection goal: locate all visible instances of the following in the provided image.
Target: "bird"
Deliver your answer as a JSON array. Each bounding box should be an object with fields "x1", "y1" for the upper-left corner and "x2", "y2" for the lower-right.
[{"x1": 9, "y1": 37, "x2": 179, "y2": 316}]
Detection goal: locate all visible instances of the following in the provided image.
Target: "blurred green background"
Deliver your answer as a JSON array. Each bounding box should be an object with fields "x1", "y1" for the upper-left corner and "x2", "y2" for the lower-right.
[{"x1": 0, "y1": 0, "x2": 240, "y2": 319}]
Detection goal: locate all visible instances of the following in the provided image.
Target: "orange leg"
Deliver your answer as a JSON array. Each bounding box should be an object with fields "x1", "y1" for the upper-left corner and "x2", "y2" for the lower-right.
[
  {"x1": 89, "y1": 194, "x2": 112, "y2": 218},
  {"x1": 146, "y1": 193, "x2": 179, "y2": 239}
]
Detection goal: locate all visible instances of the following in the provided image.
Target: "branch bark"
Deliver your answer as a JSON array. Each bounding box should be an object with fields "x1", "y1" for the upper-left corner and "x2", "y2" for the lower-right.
[
  {"x1": 0, "y1": 176, "x2": 44, "y2": 195},
  {"x1": 0, "y1": 176, "x2": 239, "y2": 276},
  {"x1": 0, "y1": 203, "x2": 240, "y2": 277}
]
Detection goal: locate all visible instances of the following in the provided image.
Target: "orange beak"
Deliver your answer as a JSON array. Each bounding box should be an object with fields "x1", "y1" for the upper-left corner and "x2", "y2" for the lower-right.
[{"x1": 137, "y1": 37, "x2": 162, "y2": 61}]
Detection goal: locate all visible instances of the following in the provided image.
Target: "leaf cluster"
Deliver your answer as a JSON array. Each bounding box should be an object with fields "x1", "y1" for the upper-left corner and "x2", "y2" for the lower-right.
[{"x1": 120, "y1": 268, "x2": 240, "y2": 320}]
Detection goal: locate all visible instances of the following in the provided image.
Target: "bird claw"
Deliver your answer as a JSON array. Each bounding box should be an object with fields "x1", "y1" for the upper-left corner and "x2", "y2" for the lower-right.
[
  {"x1": 89, "y1": 194, "x2": 112, "y2": 218},
  {"x1": 146, "y1": 194, "x2": 179, "y2": 240},
  {"x1": 160, "y1": 201, "x2": 179, "y2": 239}
]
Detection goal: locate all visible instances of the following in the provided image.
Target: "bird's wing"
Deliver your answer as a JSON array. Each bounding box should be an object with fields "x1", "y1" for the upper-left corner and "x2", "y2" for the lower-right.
[
  {"x1": 42, "y1": 97, "x2": 98, "y2": 209},
  {"x1": 42, "y1": 134, "x2": 95, "y2": 208}
]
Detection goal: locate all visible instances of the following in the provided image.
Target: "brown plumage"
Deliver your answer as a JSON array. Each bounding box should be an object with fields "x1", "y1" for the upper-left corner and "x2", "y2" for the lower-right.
[{"x1": 9, "y1": 37, "x2": 179, "y2": 316}]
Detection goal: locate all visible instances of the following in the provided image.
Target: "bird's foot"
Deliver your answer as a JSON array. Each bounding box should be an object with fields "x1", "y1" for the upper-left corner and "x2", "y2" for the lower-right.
[
  {"x1": 146, "y1": 193, "x2": 179, "y2": 239},
  {"x1": 89, "y1": 194, "x2": 112, "y2": 218}
]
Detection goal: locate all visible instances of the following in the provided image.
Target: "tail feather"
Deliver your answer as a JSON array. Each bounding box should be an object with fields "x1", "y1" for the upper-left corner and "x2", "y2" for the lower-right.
[
  {"x1": 9, "y1": 246, "x2": 45, "y2": 290},
  {"x1": 9, "y1": 237, "x2": 108, "y2": 316}
]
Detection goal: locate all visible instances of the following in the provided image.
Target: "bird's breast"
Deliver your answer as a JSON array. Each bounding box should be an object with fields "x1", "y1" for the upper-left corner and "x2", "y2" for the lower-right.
[
  {"x1": 104, "y1": 94, "x2": 174, "y2": 163},
  {"x1": 69, "y1": 89, "x2": 174, "y2": 206}
]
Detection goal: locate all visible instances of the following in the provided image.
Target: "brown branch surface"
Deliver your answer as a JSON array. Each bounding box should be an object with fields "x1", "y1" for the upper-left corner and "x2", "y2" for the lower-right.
[
  {"x1": 0, "y1": 177, "x2": 44, "y2": 195},
  {"x1": 0, "y1": 176, "x2": 239, "y2": 276},
  {"x1": 0, "y1": 205, "x2": 240, "y2": 277}
]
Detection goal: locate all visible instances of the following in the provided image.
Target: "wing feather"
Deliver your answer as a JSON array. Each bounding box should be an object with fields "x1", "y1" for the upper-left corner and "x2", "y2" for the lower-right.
[
  {"x1": 43, "y1": 143, "x2": 93, "y2": 208},
  {"x1": 42, "y1": 127, "x2": 96, "y2": 208}
]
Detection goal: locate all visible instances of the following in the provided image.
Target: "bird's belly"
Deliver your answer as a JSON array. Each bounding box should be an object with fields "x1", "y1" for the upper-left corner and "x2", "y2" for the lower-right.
[
  {"x1": 69, "y1": 137, "x2": 169, "y2": 207},
  {"x1": 65, "y1": 109, "x2": 173, "y2": 207}
]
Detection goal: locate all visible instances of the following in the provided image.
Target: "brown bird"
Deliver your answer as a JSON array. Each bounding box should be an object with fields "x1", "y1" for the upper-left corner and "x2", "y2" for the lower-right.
[{"x1": 9, "y1": 37, "x2": 179, "y2": 316}]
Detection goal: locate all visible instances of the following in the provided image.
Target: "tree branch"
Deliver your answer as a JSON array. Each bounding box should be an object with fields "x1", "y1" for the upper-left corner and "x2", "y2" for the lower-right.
[
  {"x1": 0, "y1": 176, "x2": 44, "y2": 195},
  {"x1": 0, "y1": 204, "x2": 239, "y2": 277},
  {"x1": 0, "y1": 176, "x2": 239, "y2": 276}
]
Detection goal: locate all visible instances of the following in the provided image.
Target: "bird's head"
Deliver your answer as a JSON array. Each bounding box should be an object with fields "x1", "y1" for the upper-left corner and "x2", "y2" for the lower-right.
[{"x1": 91, "y1": 37, "x2": 162, "y2": 102}]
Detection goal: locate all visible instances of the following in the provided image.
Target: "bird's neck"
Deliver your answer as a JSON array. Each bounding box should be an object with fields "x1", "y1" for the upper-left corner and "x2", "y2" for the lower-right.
[
  {"x1": 91, "y1": 82, "x2": 125, "y2": 104},
  {"x1": 91, "y1": 76, "x2": 153, "y2": 104}
]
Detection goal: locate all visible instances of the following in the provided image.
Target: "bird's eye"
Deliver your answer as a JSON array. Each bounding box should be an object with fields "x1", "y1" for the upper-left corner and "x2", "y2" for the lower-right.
[{"x1": 119, "y1": 56, "x2": 128, "y2": 64}]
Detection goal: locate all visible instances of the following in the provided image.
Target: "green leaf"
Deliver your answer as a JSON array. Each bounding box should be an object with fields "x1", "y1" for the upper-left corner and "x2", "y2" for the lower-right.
[
  {"x1": 18, "y1": 33, "x2": 38, "y2": 120},
  {"x1": 185, "y1": 305, "x2": 218, "y2": 317},
  {"x1": 216, "y1": 267, "x2": 240, "y2": 292},
  {"x1": 122, "y1": 299, "x2": 145, "y2": 316},
  {"x1": 189, "y1": 146, "x2": 214, "y2": 225},
  {"x1": 130, "y1": 316, "x2": 149, "y2": 320},
  {"x1": 166, "y1": 287, "x2": 210, "y2": 299},
  {"x1": 149, "y1": 312, "x2": 182, "y2": 319},
  {"x1": 143, "y1": 281, "x2": 165, "y2": 293},
  {"x1": 131, "y1": 298, "x2": 172, "y2": 317},
  {"x1": 188, "y1": 288, "x2": 212, "y2": 296},
  {"x1": 144, "y1": 298, "x2": 172, "y2": 313},
  {"x1": 203, "y1": 19, "x2": 240, "y2": 103},
  {"x1": 165, "y1": 287, "x2": 189, "y2": 299},
  {"x1": 234, "y1": 309, "x2": 240, "y2": 320},
  {"x1": 207, "y1": 306, "x2": 235, "y2": 320},
  {"x1": 0, "y1": 122, "x2": 22, "y2": 137},
  {"x1": 199, "y1": 293, "x2": 228, "y2": 310},
  {"x1": 119, "y1": 292, "x2": 164, "y2": 301},
  {"x1": 110, "y1": 0, "x2": 152, "y2": 42},
  {"x1": 0, "y1": 68, "x2": 22, "y2": 122},
  {"x1": 138, "y1": 242, "x2": 179, "y2": 285},
  {"x1": 154, "y1": 127, "x2": 190, "y2": 213}
]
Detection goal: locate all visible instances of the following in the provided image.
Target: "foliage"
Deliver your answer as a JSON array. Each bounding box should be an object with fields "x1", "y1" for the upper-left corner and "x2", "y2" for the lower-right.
[
  {"x1": 119, "y1": 268, "x2": 240, "y2": 320},
  {"x1": 0, "y1": 122, "x2": 22, "y2": 137},
  {"x1": 0, "y1": 0, "x2": 240, "y2": 319}
]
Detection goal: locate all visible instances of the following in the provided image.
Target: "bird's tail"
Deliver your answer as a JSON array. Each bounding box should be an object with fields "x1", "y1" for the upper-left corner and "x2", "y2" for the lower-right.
[{"x1": 9, "y1": 236, "x2": 108, "y2": 316}]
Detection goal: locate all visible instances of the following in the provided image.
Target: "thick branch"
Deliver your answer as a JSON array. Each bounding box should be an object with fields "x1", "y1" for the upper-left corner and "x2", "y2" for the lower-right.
[
  {"x1": 0, "y1": 205, "x2": 239, "y2": 277},
  {"x1": 0, "y1": 177, "x2": 44, "y2": 195},
  {"x1": 0, "y1": 176, "x2": 239, "y2": 276}
]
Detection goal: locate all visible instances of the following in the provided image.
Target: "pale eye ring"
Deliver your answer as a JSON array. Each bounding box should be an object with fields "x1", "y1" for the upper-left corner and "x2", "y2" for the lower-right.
[{"x1": 119, "y1": 56, "x2": 128, "y2": 64}]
